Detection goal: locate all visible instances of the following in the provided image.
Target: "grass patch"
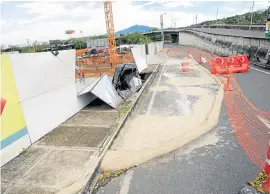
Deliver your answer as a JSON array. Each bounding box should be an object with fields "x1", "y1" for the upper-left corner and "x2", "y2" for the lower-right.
[
  {"x1": 92, "y1": 169, "x2": 128, "y2": 194},
  {"x1": 118, "y1": 104, "x2": 131, "y2": 118}
]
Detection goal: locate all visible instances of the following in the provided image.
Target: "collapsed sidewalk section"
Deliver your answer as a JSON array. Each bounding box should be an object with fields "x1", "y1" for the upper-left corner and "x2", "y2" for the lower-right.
[{"x1": 101, "y1": 54, "x2": 224, "y2": 171}]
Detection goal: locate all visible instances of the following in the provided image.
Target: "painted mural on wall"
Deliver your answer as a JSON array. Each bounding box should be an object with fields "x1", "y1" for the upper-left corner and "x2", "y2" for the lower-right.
[{"x1": 0, "y1": 54, "x2": 31, "y2": 166}]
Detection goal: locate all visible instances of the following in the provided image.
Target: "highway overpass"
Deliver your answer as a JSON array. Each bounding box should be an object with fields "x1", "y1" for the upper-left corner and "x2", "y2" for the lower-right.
[{"x1": 143, "y1": 27, "x2": 267, "y2": 40}]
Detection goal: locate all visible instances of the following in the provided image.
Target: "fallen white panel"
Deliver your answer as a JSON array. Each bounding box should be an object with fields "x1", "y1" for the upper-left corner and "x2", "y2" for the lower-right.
[
  {"x1": 77, "y1": 74, "x2": 119, "y2": 109},
  {"x1": 131, "y1": 46, "x2": 148, "y2": 73},
  {"x1": 91, "y1": 74, "x2": 120, "y2": 109},
  {"x1": 77, "y1": 77, "x2": 102, "y2": 96}
]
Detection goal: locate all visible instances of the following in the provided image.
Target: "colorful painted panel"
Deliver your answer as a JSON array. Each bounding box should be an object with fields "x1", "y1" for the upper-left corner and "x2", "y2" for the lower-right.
[{"x1": 0, "y1": 54, "x2": 31, "y2": 166}]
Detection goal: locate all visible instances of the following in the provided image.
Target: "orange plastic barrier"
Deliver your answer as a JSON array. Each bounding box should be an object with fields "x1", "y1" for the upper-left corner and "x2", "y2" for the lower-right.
[
  {"x1": 181, "y1": 61, "x2": 190, "y2": 72},
  {"x1": 211, "y1": 57, "x2": 229, "y2": 74},
  {"x1": 237, "y1": 55, "x2": 250, "y2": 73},
  {"x1": 211, "y1": 55, "x2": 249, "y2": 74}
]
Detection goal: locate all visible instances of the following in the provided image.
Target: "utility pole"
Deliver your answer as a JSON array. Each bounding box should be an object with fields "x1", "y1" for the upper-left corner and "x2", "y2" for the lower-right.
[
  {"x1": 160, "y1": 13, "x2": 166, "y2": 42},
  {"x1": 171, "y1": 12, "x2": 173, "y2": 28},
  {"x1": 195, "y1": 14, "x2": 198, "y2": 27},
  {"x1": 26, "y1": 39, "x2": 30, "y2": 52},
  {"x1": 249, "y1": 1, "x2": 255, "y2": 30},
  {"x1": 80, "y1": 31, "x2": 83, "y2": 49},
  {"x1": 216, "y1": 3, "x2": 219, "y2": 25}
]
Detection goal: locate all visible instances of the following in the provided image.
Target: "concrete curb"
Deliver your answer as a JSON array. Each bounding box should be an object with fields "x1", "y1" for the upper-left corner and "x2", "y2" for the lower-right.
[{"x1": 56, "y1": 64, "x2": 161, "y2": 194}]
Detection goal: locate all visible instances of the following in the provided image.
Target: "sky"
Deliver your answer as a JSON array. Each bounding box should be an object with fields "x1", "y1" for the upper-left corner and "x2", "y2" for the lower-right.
[{"x1": 0, "y1": 0, "x2": 269, "y2": 46}]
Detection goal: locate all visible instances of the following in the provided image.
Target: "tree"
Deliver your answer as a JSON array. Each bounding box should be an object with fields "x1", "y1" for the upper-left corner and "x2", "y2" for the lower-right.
[
  {"x1": 149, "y1": 35, "x2": 162, "y2": 41},
  {"x1": 121, "y1": 32, "x2": 152, "y2": 44},
  {"x1": 73, "y1": 39, "x2": 87, "y2": 49},
  {"x1": 151, "y1": 27, "x2": 159, "y2": 31},
  {"x1": 197, "y1": 9, "x2": 267, "y2": 26},
  {"x1": 35, "y1": 44, "x2": 49, "y2": 52}
]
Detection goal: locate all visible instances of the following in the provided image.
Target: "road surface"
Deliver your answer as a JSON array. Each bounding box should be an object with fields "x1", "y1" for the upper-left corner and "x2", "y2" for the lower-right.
[{"x1": 96, "y1": 44, "x2": 270, "y2": 194}]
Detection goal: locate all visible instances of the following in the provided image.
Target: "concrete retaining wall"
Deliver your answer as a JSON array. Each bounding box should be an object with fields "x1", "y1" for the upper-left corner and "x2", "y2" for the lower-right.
[{"x1": 178, "y1": 30, "x2": 270, "y2": 63}]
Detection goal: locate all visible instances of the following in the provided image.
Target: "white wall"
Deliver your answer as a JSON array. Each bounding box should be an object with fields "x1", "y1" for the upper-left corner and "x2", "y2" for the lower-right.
[
  {"x1": 10, "y1": 50, "x2": 75, "y2": 102},
  {"x1": 9, "y1": 50, "x2": 95, "y2": 143},
  {"x1": 131, "y1": 46, "x2": 148, "y2": 73},
  {"x1": 139, "y1": 44, "x2": 146, "y2": 59},
  {"x1": 148, "y1": 42, "x2": 155, "y2": 55},
  {"x1": 145, "y1": 41, "x2": 165, "y2": 65},
  {"x1": 1, "y1": 135, "x2": 31, "y2": 166}
]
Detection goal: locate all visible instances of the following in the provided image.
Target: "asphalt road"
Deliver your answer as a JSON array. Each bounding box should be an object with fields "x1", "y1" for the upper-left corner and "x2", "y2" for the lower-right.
[
  {"x1": 188, "y1": 28, "x2": 267, "y2": 39},
  {"x1": 235, "y1": 67, "x2": 270, "y2": 112},
  {"x1": 96, "y1": 45, "x2": 270, "y2": 194}
]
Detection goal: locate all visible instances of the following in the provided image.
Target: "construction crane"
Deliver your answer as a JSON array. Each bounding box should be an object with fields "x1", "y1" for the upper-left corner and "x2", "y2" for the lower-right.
[{"x1": 104, "y1": 1, "x2": 118, "y2": 65}]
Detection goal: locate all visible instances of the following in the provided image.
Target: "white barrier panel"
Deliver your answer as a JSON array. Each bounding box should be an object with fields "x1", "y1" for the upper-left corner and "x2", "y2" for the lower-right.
[
  {"x1": 131, "y1": 46, "x2": 148, "y2": 73},
  {"x1": 1, "y1": 54, "x2": 32, "y2": 166},
  {"x1": 9, "y1": 50, "x2": 95, "y2": 143},
  {"x1": 148, "y1": 42, "x2": 155, "y2": 55},
  {"x1": 10, "y1": 51, "x2": 75, "y2": 102},
  {"x1": 139, "y1": 44, "x2": 146, "y2": 59}
]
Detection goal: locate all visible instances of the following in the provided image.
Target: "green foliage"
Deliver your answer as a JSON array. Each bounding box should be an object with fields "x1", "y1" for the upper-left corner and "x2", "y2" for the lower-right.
[
  {"x1": 69, "y1": 39, "x2": 87, "y2": 49},
  {"x1": 199, "y1": 10, "x2": 267, "y2": 25},
  {"x1": 35, "y1": 44, "x2": 49, "y2": 52},
  {"x1": 149, "y1": 35, "x2": 162, "y2": 41},
  {"x1": 93, "y1": 34, "x2": 107, "y2": 39},
  {"x1": 118, "y1": 104, "x2": 130, "y2": 117},
  {"x1": 120, "y1": 32, "x2": 152, "y2": 44},
  {"x1": 151, "y1": 27, "x2": 159, "y2": 31}
]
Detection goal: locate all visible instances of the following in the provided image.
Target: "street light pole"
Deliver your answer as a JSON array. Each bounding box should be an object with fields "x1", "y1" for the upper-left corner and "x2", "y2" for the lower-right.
[
  {"x1": 249, "y1": 1, "x2": 255, "y2": 30},
  {"x1": 215, "y1": 3, "x2": 219, "y2": 25},
  {"x1": 195, "y1": 14, "x2": 198, "y2": 27},
  {"x1": 160, "y1": 13, "x2": 166, "y2": 43},
  {"x1": 26, "y1": 39, "x2": 30, "y2": 52}
]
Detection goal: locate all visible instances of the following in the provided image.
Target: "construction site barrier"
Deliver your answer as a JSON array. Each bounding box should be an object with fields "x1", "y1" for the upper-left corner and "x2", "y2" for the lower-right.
[
  {"x1": 181, "y1": 61, "x2": 190, "y2": 72},
  {"x1": 262, "y1": 142, "x2": 270, "y2": 192},
  {"x1": 210, "y1": 55, "x2": 249, "y2": 74},
  {"x1": 224, "y1": 72, "x2": 270, "y2": 193},
  {"x1": 169, "y1": 50, "x2": 270, "y2": 191}
]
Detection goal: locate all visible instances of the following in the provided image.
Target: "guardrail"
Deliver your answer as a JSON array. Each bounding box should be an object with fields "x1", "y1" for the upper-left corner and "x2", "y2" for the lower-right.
[
  {"x1": 188, "y1": 24, "x2": 265, "y2": 31},
  {"x1": 143, "y1": 24, "x2": 266, "y2": 35}
]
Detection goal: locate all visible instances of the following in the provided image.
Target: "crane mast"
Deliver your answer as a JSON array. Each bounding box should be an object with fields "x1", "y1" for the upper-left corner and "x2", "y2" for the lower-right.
[{"x1": 104, "y1": 1, "x2": 117, "y2": 65}]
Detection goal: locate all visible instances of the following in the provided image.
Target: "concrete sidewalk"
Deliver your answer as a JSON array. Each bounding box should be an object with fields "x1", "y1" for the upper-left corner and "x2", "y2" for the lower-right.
[
  {"x1": 101, "y1": 53, "x2": 224, "y2": 171},
  {"x1": 0, "y1": 100, "x2": 125, "y2": 194}
]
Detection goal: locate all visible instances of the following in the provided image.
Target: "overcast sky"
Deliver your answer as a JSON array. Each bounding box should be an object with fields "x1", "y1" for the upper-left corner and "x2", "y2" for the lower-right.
[{"x1": 0, "y1": 1, "x2": 269, "y2": 46}]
